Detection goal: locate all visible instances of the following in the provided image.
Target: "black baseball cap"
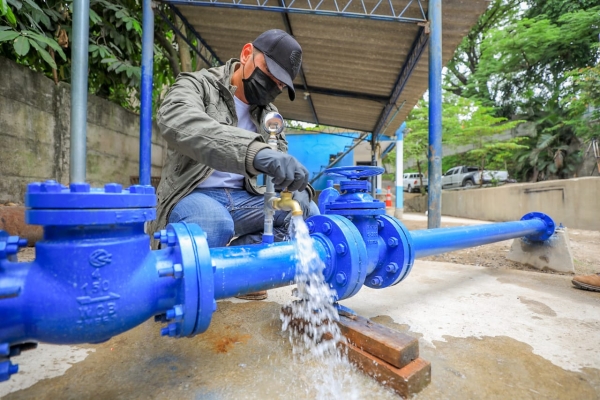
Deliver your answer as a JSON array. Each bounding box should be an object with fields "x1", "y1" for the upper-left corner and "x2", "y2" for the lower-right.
[{"x1": 253, "y1": 29, "x2": 302, "y2": 101}]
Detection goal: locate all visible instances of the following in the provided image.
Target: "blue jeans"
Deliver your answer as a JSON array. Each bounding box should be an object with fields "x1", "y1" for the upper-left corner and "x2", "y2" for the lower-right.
[{"x1": 169, "y1": 188, "x2": 319, "y2": 247}]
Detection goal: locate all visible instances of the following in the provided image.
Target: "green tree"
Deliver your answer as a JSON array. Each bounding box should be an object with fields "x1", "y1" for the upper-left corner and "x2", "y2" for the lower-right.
[
  {"x1": 0, "y1": 0, "x2": 205, "y2": 113},
  {"x1": 384, "y1": 91, "x2": 525, "y2": 190},
  {"x1": 444, "y1": 0, "x2": 600, "y2": 181}
]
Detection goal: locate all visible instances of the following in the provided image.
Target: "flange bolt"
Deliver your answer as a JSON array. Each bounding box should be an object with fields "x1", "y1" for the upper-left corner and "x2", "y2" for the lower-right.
[
  {"x1": 158, "y1": 263, "x2": 183, "y2": 279},
  {"x1": 70, "y1": 182, "x2": 90, "y2": 193},
  {"x1": 306, "y1": 221, "x2": 315, "y2": 233},
  {"x1": 387, "y1": 237, "x2": 399, "y2": 248},
  {"x1": 166, "y1": 305, "x2": 184, "y2": 321},
  {"x1": 0, "y1": 360, "x2": 19, "y2": 381},
  {"x1": 370, "y1": 276, "x2": 383, "y2": 287},
  {"x1": 336, "y1": 272, "x2": 347, "y2": 286},
  {"x1": 104, "y1": 183, "x2": 123, "y2": 193},
  {"x1": 41, "y1": 180, "x2": 62, "y2": 193},
  {"x1": 160, "y1": 323, "x2": 178, "y2": 337},
  {"x1": 153, "y1": 230, "x2": 177, "y2": 247},
  {"x1": 385, "y1": 262, "x2": 399, "y2": 274},
  {"x1": 0, "y1": 343, "x2": 9, "y2": 357},
  {"x1": 377, "y1": 219, "x2": 385, "y2": 231},
  {"x1": 7, "y1": 236, "x2": 27, "y2": 248},
  {"x1": 322, "y1": 222, "x2": 332, "y2": 235},
  {"x1": 335, "y1": 243, "x2": 347, "y2": 255}
]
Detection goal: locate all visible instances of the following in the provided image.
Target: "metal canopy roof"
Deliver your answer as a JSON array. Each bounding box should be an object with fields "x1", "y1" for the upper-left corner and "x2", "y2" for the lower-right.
[{"x1": 159, "y1": 0, "x2": 487, "y2": 137}]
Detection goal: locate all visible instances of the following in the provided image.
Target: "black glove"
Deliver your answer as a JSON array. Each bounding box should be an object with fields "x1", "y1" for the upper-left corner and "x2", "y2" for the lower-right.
[
  {"x1": 253, "y1": 149, "x2": 309, "y2": 192},
  {"x1": 292, "y1": 189, "x2": 312, "y2": 219}
]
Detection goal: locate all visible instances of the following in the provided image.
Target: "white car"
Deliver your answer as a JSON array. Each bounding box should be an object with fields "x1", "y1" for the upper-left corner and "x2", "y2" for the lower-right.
[
  {"x1": 442, "y1": 166, "x2": 509, "y2": 188},
  {"x1": 403, "y1": 173, "x2": 428, "y2": 193}
]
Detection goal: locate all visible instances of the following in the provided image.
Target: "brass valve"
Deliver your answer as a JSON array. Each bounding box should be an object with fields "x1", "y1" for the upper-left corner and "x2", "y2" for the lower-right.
[{"x1": 270, "y1": 191, "x2": 302, "y2": 217}]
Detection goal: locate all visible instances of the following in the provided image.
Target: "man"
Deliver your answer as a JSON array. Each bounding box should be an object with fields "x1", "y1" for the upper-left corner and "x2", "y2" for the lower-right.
[{"x1": 150, "y1": 30, "x2": 318, "y2": 300}]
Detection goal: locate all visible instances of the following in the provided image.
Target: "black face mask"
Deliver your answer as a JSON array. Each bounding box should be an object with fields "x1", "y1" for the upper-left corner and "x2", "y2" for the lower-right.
[{"x1": 242, "y1": 57, "x2": 282, "y2": 106}]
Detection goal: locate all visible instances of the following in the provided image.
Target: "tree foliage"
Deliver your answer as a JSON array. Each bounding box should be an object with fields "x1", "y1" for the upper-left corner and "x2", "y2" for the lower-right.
[
  {"x1": 0, "y1": 0, "x2": 203, "y2": 113},
  {"x1": 385, "y1": 91, "x2": 526, "y2": 179},
  {"x1": 445, "y1": 0, "x2": 600, "y2": 181}
]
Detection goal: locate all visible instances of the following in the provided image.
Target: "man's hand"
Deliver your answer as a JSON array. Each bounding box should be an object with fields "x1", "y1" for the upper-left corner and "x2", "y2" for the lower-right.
[
  {"x1": 291, "y1": 189, "x2": 312, "y2": 219},
  {"x1": 253, "y1": 149, "x2": 309, "y2": 192}
]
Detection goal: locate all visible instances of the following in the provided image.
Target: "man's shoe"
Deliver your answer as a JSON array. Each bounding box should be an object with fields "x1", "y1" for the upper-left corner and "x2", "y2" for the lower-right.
[
  {"x1": 572, "y1": 273, "x2": 600, "y2": 292},
  {"x1": 235, "y1": 290, "x2": 268, "y2": 300}
]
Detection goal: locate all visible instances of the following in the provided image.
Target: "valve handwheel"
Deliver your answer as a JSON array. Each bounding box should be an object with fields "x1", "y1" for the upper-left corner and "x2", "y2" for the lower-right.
[{"x1": 325, "y1": 166, "x2": 384, "y2": 180}]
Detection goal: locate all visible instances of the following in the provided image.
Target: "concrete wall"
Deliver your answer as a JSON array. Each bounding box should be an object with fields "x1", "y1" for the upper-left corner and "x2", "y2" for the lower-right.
[
  {"x1": 0, "y1": 57, "x2": 166, "y2": 203},
  {"x1": 442, "y1": 177, "x2": 600, "y2": 231}
]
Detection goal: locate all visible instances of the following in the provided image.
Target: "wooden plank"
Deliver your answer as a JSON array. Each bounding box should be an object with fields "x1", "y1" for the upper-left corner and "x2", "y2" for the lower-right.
[
  {"x1": 342, "y1": 342, "x2": 431, "y2": 398},
  {"x1": 336, "y1": 313, "x2": 419, "y2": 369}
]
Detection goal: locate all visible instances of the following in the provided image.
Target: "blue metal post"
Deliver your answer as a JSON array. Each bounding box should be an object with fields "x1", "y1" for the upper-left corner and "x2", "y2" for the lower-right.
[
  {"x1": 395, "y1": 125, "x2": 404, "y2": 215},
  {"x1": 69, "y1": 0, "x2": 90, "y2": 183},
  {"x1": 427, "y1": 0, "x2": 442, "y2": 228},
  {"x1": 139, "y1": 0, "x2": 155, "y2": 186}
]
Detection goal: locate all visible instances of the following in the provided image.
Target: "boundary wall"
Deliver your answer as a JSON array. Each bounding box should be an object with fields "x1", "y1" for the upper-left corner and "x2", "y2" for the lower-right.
[
  {"x1": 0, "y1": 57, "x2": 166, "y2": 203},
  {"x1": 441, "y1": 177, "x2": 599, "y2": 231}
]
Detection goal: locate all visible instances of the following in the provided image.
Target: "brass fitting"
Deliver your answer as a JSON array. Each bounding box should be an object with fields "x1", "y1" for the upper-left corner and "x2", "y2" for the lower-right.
[{"x1": 270, "y1": 191, "x2": 303, "y2": 217}]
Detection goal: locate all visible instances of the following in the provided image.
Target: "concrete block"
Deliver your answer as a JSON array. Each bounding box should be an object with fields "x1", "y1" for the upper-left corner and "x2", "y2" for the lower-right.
[
  {"x1": 506, "y1": 228, "x2": 575, "y2": 273},
  {"x1": 394, "y1": 207, "x2": 404, "y2": 219},
  {"x1": 385, "y1": 207, "x2": 397, "y2": 217}
]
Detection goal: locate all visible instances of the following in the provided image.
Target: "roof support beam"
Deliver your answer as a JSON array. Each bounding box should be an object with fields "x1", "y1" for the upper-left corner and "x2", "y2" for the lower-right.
[
  {"x1": 278, "y1": 7, "x2": 320, "y2": 125},
  {"x1": 368, "y1": 26, "x2": 427, "y2": 195},
  {"x1": 371, "y1": 26, "x2": 429, "y2": 137},
  {"x1": 160, "y1": 0, "x2": 427, "y2": 24},
  {"x1": 298, "y1": 86, "x2": 389, "y2": 104},
  {"x1": 158, "y1": 6, "x2": 389, "y2": 106},
  {"x1": 156, "y1": 7, "x2": 217, "y2": 68},
  {"x1": 168, "y1": 4, "x2": 223, "y2": 66}
]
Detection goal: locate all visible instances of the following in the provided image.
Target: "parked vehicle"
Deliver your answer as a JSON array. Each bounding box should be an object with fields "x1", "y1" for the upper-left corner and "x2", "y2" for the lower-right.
[
  {"x1": 442, "y1": 166, "x2": 509, "y2": 188},
  {"x1": 403, "y1": 173, "x2": 428, "y2": 193}
]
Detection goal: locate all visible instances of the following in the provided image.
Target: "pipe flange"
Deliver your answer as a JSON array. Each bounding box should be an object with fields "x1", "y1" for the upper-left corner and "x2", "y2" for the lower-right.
[
  {"x1": 365, "y1": 215, "x2": 414, "y2": 288},
  {"x1": 521, "y1": 212, "x2": 555, "y2": 241},
  {"x1": 306, "y1": 215, "x2": 368, "y2": 300},
  {"x1": 26, "y1": 181, "x2": 156, "y2": 225},
  {"x1": 166, "y1": 222, "x2": 214, "y2": 337}
]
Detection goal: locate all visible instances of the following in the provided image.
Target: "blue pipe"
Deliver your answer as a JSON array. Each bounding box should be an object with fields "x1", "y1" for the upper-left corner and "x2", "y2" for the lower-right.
[
  {"x1": 139, "y1": 0, "x2": 154, "y2": 186},
  {"x1": 69, "y1": 0, "x2": 90, "y2": 183},
  {"x1": 210, "y1": 240, "x2": 328, "y2": 299},
  {"x1": 410, "y1": 216, "x2": 553, "y2": 258},
  {"x1": 427, "y1": 0, "x2": 442, "y2": 228},
  {"x1": 0, "y1": 174, "x2": 557, "y2": 382}
]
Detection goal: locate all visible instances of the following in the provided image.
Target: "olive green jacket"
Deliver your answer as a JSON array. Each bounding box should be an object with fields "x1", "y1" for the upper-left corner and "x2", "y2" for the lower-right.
[{"x1": 148, "y1": 59, "x2": 288, "y2": 242}]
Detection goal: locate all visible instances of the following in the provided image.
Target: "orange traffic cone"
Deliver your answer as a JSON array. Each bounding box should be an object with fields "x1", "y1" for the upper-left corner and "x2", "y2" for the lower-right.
[{"x1": 385, "y1": 186, "x2": 392, "y2": 208}]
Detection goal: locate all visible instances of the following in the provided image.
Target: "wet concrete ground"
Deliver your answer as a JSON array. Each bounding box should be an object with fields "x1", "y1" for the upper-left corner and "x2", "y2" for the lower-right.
[{"x1": 2, "y1": 215, "x2": 600, "y2": 399}]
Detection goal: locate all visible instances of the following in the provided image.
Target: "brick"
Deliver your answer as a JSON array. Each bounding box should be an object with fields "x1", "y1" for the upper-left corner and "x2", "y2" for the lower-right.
[
  {"x1": 336, "y1": 313, "x2": 419, "y2": 369},
  {"x1": 342, "y1": 342, "x2": 431, "y2": 398},
  {"x1": 0, "y1": 205, "x2": 42, "y2": 245}
]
